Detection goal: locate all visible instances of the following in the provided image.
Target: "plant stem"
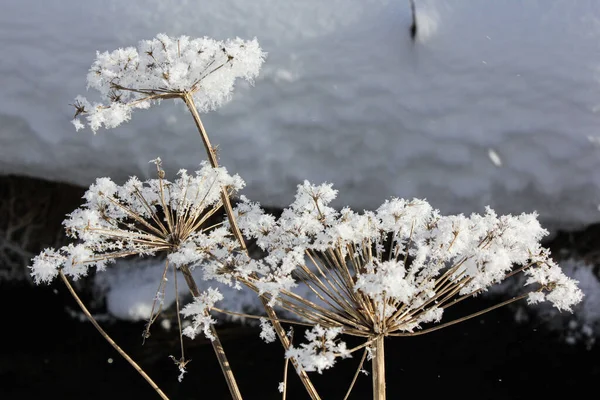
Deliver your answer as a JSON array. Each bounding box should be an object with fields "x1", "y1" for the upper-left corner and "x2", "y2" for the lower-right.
[
  {"x1": 182, "y1": 92, "x2": 321, "y2": 400},
  {"x1": 179, "y1": 265, "x2": 243, "y2": 400},
  {"x1": 59, "y1": 271, "x2": 169, "y2": 400},
  {"x1": 182, "y1": 93, "x2": 246, "y2": 250},
  {"x1": 372, "y1": 335, "x2": 386, "y2": 400}
]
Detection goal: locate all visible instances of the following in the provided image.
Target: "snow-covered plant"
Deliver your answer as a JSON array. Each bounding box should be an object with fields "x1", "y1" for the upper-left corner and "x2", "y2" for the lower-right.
[
  {"x1": 30, "y1": 32, "x2": 584, "y2": 400},
  {"x1": 30, "y1": 158, "x2": 246, "y2": 387},
  {"x1": 231, "y1": 181, "x2": 583, "y2": 396},
  {"x1": 71, "y1": 34, "x2": 265, "y2": 132},
  {"x1": 493, "y1": 258, "x2": 599, "y2": 349},
  {"x1": 31, "y1": 159, "x2": 243, "y2": 285}
]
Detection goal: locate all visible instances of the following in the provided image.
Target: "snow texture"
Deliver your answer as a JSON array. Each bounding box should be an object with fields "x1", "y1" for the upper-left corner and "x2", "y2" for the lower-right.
[{"x1": 3, "y1": 1, "x2": 600, "y2": 228}]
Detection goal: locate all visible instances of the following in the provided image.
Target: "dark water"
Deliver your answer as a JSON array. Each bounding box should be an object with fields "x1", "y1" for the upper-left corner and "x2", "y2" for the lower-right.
[{"x1": 1, "y1": 282, "x2": 598, "y2": 400}]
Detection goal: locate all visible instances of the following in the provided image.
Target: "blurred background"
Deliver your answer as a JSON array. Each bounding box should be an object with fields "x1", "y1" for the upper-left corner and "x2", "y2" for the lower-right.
[{"x1": 1, "y1": 0, "x2": 600, "y2": 398}]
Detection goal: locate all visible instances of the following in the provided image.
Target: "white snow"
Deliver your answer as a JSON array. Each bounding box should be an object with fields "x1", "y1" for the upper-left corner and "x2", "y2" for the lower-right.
[
  {"x1": 4, "y1": 1, "x2": 600, "y2": 335},
  {"x1": 3, "y1": 1, "x2": 600, "y2": 228}
]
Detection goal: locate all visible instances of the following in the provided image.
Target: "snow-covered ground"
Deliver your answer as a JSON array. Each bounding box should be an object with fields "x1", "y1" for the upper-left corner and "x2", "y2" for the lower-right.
[{"x1": 3, "y1": 0, "x2": 600, "y2": 228}]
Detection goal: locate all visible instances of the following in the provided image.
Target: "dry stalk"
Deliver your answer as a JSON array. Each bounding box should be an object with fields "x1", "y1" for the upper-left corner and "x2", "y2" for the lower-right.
[
  {"x1": 371, "y1": 335, "x2": 386, "y2": 400},
  {"x1": 343, "y1": 348, "x2": 369, "y2": 400},
  {"x1": 59, "y1": 270, "x2": 169, "y2": 400}
]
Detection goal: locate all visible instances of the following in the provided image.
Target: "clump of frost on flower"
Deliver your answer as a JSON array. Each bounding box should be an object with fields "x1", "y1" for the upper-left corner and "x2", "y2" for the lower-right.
[
  {"x1": 180, "y1": 288, "x2": 224, "y2": 340},
  {"x1": 30, "y1": 244, "x2": 104, "y2": 284},
  {"x1": 285, "y1": 325, "x2": 350, "y2": 374},
  {"x1": 495, "y1": 258, "x2": 598, "y2": 348},
  {"x1": 72, "y1": 34, "x2": 266, "y2": 132},
  {"x1": 230, "y1": 181, "x2": 583, "y2": 369},
  {"x1": 259, "y1": 317, "x2": 277, "y2": 343},
  {"x1": 29, "y1": 159, "x2": 244, "y2": 285},
  {"x1": 524, "y1": 255, "x2": 583, "y2": 311}
]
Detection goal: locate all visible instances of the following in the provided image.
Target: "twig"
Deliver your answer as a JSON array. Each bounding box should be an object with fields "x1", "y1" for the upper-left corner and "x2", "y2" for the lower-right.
[
  {"x1": 59, "y1": 271, "x2": 169, "y2": 400},
  {"x1": 390, "y1": 293, "x2": 530, "y2": 337},
  {"x1": 409, "y1": 0, "x2": 418, "y2": 40},
  {"x1": 344, "y1": 347, "x2": 369, "y2": 400},
  {"x1": 281, "y1": 329, "x2": 293, "y2": 400}
]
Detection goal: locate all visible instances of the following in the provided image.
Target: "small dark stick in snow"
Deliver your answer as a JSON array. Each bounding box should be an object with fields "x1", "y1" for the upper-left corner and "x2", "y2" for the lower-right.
[{"x1": 409, "y1": 0, "x2": 418, "y2": 40}]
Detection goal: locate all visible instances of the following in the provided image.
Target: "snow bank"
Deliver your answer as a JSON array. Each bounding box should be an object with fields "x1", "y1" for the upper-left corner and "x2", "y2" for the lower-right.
[{"x1": 3, "y1": 0, "x2": 600, "y2": 229}]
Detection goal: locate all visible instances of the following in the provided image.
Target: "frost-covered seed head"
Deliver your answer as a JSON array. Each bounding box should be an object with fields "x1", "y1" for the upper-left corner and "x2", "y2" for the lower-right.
[
  {"x1": 231, "y1": 181, "x2": 583, "y2": 372},
  {"x1": 29, "y1": 160, "x2": 244, "y2": 284},
  {"x1": 72, "y1": 34, "x2": 266, "y2": 132}
]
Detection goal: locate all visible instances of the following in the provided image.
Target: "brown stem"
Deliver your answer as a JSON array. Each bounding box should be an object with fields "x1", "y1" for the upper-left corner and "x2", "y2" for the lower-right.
[
  {"x1": 182, "y1": 92, "x2": 321, "y2": 400},
  {"x1": 262, "y1": 299, "x2": 322, "y2": 400},
  {"x1": 182, "y1": 93, "x2": 246, "y2": 251},
  {"x1": 180, "y1": 265, "x2": 243, "y2": 400},
  {"x1": 372, "y1": 335, "x2": 386, "y2": 400},
  {"x1": 59, "y1": 271, "x2": 169, "y2": 400}
]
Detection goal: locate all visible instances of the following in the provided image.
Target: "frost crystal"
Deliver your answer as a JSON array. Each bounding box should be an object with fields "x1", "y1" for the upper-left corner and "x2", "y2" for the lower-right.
[
  {"x1": 259, "y1": 317, "x2": 277, "y2": 343},
  {"x1": 285, "y1": 325, "x2": 350, "y2": 374},
  {"x1": 180, "y1": 288, "x2": 224, "y2": 340}
]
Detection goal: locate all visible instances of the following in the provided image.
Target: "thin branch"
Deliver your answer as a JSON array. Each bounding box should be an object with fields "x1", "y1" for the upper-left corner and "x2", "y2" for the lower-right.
[
  {"x1": 344, "y1": 347, "x2": 369, "y2": 400},
  {"x1": 173, "y1": 262, "x2": 186, "y2": 364},
  {"x1": 59, "y1": 271, "x2": 169, "y2": 400},
  {"x1": 179, "y1": 265, "x2": 243, "y2": 400},
  {"x1": 390, "y1": 293, "x2": 530, "y2": 337}
]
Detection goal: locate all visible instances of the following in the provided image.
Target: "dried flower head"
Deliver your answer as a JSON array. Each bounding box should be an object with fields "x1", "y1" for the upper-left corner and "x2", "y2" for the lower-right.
[
  {"x1": 72, "y1": 34, "x2": 266, "y2": 132},
  {"x1": 29, "y1": 159, "x2": 244, "y2": 284},
  {"x1": 232, "y1": 181, "x2": 583, "y2": 372}
]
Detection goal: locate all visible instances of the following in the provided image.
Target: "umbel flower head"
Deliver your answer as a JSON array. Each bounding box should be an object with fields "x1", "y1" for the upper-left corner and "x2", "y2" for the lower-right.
[
  {"x1": 233, "y1": 182, "x2": 583, "y2": 373},
  {"x1": 71, "y1": 34, "x2": 266, "y2": 132},
  {"x1": 29, "y1": 159, "x2": 244, "y2": 284}
]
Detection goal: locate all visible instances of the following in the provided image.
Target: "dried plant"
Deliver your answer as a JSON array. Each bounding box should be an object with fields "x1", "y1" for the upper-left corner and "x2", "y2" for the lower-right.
[
  {"x1": 30, "y1": 33, "x2": 584, "y2": 400},
  {"x1": 30, "y1": 159, "x2": 246, "y2": 393},
  {"x1": 229, "y1": 182, "x2": 583, "y2": 398}
]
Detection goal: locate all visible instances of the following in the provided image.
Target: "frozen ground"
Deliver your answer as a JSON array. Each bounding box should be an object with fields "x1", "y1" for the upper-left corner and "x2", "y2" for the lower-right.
[{"x1": 2, "y1": 1, "x2": 600, "y2": 228}]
